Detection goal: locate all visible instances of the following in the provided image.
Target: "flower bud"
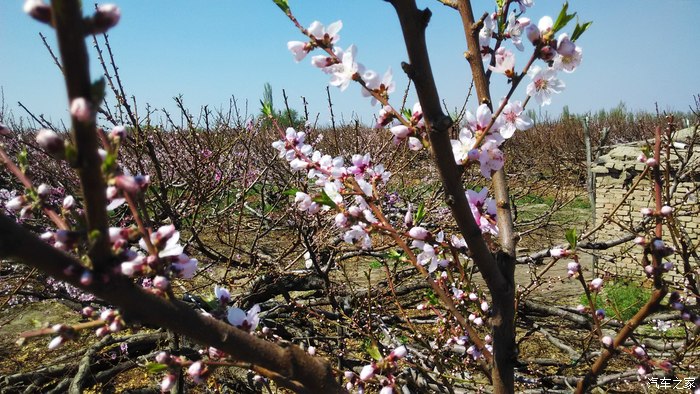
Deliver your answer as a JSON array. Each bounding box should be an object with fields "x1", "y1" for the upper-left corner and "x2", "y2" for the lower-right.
[
  {"x1": 155, "y1": 351, "x2": 171, "y2": 364},
  {"x1": 589, "y1": 278, "x2": 603, "y2": 292},
  {"x1": 307, "y1": 346, "x2": 316, "y2": 356},
  {"x1": 48, "y1": 336, "x2": 64, "y2": 350},
  {"x1": 5, "y1": 195, "x2": 25, "y2": 212},
  {"x1": 91, "y1": 4, "x2": 121, "y2": 34},
  {"x1": 408, "y1": 226, "x2": 429, "y2": 240},
  {"x1": 660, "y1": 205, "x2": 673, "y2": 216},
  {"x1": 407, "y1": 136, "x2": 422, "y2": 151},
  {"x1": 36, "y1": 129, "x2": 65, "y2": 157},
  {"x1": 645, "y1": 157, "x2": 658, "y2": 167},
  {"x1": 640, "y1": 207, "x2": 653, "y2": 216},
  {"x1": 601, "y1": 335, "x2": 613, "y2": 347},
  {"x1": 70, "y1": 98, "x2": 91, "y2": 122},
  {"x1": 63, "y1": 195, "x2": 76, "y2": 210},
  {"x1": 360, "y1": 364, "x2": 376, "y2": 381},
  {"x1": 390, "y1": 125, "x2": 410, "y2": 139},
  {"x1": 36, "y1": 183, "x2": 51, "y2": 199},
  {"x1": 23, "y1": 0, "x2": 52, "y2": 24},
  {"x1": 109, "y1": 125, "x2": 127, "y2": 140},
  {"x1": 391, "y1": 345, "x2": 407, "y2": 359}
]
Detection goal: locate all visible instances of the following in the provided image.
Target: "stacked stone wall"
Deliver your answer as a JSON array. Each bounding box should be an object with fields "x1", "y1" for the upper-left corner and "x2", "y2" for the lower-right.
[{"x1": 591, "y1": 128, "x2": 699, "y2": 284}]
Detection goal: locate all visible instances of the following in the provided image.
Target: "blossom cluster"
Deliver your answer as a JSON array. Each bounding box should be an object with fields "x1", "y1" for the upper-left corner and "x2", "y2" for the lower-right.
[
  {"x1": 272, "y1": 127, "x2": 390, "y2": 250},
  {"x1": 288, "y1": 21, "x2": 395, "y2": 104}
]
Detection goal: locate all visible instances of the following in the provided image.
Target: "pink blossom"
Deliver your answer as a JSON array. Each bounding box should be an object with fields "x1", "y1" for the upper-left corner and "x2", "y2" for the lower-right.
[
  {"x1": 329, "y1": 45, "x2": 360, "y2": 91},
  {"x1": 498, "y1": 100, "x2": 533, "y2": 138},
  {"x1": 553, "y1": 33, "x2": 582, "y2": 73},
  {"x1": 478, "y1": 141, "x2": 504, "y2": 178},
  {"x1": 589, "y1": 278, "x2": 604, "y2": 292},
  {"x1": 390, "y1": 125, "x2": 410, "y2": 139},
  {"x1": 601, "y1": 336, "x2": 613, "y2": 347},
  {"x1": 62, "y1": 195, "x2": 75, "y2": 210},
  {"x1": 308, "y1": 20, "x2": 342, "y2": 45},
  {"x1": 171, "y1": 254, "x2": 198, "y2": 279},
  {"x1": 288, "y1": 41, "x2": 313, "y2": 62},
  {"x1": 505, "y1": 12, "x2": 530, "y2": 51},
  {"x1": 478, "y1": 13, "x2": 496, "y2": 60},
  {"x1": 187, "y1": 361, "x2": 207, "y2": 384},
  {"x1": 407, "y1": 136, "x2": 422, "y2": 151},
  {"x1": 489, "y1": 47, "x2": 515, "y2": 77},
  {"x1": 526, "y1": 66, "x2": 565, "y2": 106},
  {"x1": 227, "y1": 304, "x2": 261, "y2": 332}
]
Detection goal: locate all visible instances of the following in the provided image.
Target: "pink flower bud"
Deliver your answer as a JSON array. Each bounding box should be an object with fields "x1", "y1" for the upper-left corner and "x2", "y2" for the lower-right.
[
  {"x1": 0, "y1": 123, "x2": 10, "y2": 136},
  {"x1": 640, "y1": 207, "x2": 653, "y2": 216},
  {"x1": 360, "y1": 364, "x2": 375, "y2": 381},
  {"x1": 153, "y1": 275, "x2": 169, "y2": 290},
  {"x1": 81, "y1": 306, "x2": 95, "y2": 317},
  {"x1": 408, "y1": 226, "x2": 429, "y2": 240},
  {"x1": 637, "y1": 153, "x2": 647, "y2": 163},
  {"x1": 391, "y1": 345, "x2": 407, "y2": 359},
  {"x1": 480, "y1": 301, "x2": 489, "y2": 312},
  {"x1": 36, "y1": 129, "x2": 64, "y2": 156},
  {"x1": 575, "y1": 304, "x2": 586, "y2": 313},
  {"x1": 70, "y1": 98, "x2": 91, "y2": 122},
  {"x1": 23, "y1": 0, "x2": 52, "y2": 24},
  {"x1": 660, "y1": 205, "x2": 673, "y2": 216},
  {"x1": 473, "y1": 316, "x2": 484, "y2": 326},
  {"x1": 92, "y1": 4, "x2": 121, "y2": 34},
  {"x1": 633, "y1": 346, "x2": 646, "y2": 358},
  {"x1": 307, "y1": 346, "x2": 316, "y2": 356},
  {"x1": 644, "y1": 265, "x2": 654, "y2": 276},
  {"x1": 566, "y1": 261, "x2": 580, "y2": 273},
  {"x1": 48, "y1": 336, "x2": 64, "y2": 350},
  {"x1": 550, "y1": 248, "x2": 569, "y2": 258},
  {"x1": 96, "y1": 326, "x2": 110, "y2": 337},
  {"x1": 633, "y1": 236, "x2": 646, "y2": 246},
  {"x1": 525, "y1": 24, "x2": 540, "y2": 43},
  {"x1": 5, "y1": 195, "x2": 25, "y2": 212},
  {"x1": 601, "y1": 336, "x2": 613, "y2": 347},
  {"x1": 645, "y1": 157, "x2": 658, "y2": 167},
  {"x1": 390, "y1": 125, "x2": 410, "y2": 139},
  {"x1": 407, "y1": 136, "x2": 422, "y2": 151},
  {"x1": 161, "y1": 373, "x2": 177, "y2": 392},
  {"x1": 63, "y1": 195, "x2": 76, "y2": 210},
  {"x1": 36, "y1": 183, "x2": 51, "y2": 198},
  {"x1": 155, "y1": 351, "x2": 170, "y2": 364},
  {"x1": 109, "y1": 125, "x2": 127, "y2": 140},
  {"x1": 589, "y1": 278, "x2": 603, "y2": 291},
  {"x1": 637, "y1": 365, "x2": 647, "y2": 376}
]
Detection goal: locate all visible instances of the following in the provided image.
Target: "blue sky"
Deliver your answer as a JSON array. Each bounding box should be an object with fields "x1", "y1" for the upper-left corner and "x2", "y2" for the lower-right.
[{"x1": 0, "y1": 0, "x2": 698, "y2": 127}]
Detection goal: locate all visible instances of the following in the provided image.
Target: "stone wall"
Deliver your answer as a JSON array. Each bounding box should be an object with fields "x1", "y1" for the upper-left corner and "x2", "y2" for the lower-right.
[{"x1": 591, "y1": 127, "x2": 700, "y2": 282}]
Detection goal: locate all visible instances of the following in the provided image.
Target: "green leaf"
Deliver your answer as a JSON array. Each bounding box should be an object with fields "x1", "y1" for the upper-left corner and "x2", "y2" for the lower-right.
[
  {"x1": 425, "y1": 290, "x2": 439, "y2": 306},
  {"x1": 145, "y1": 362, "x2": 169, "y2": 374},
  {"x1": 565, "y1": 228, "x2": 577, "y2": 249},
  {"x1": 571, "y1": 21, "x2": 592, "y2": 41},
  {"x1": 272, "y1": 0, "x2": 290, "y2": 13},
  {"x1": 17, "y1": 149, "x2": 28, "y2": 172},
  {"x1": 369, "y1": 260, "x2": 382, "y2": 269},
  {"x1": 366, "y1": 343, "x2": 382, "y2": 361},
  {"x1": 282, "y1": 188, "x2": 300, "y2": 196},
  {"x1": 552, "y1": 2, "x2": 577, "y2": 33},
  {"x1": 414, "y1": 202, "x2": 426, "y2": 224},
  {"x1": 101, "y1": 151, "x2": 117, "y2": 174},
  {"x1": 313, "y1": 190, "x2": 337, "y2": 209},
  {"x1": 260, "y1": 100, "x2": 274, "y2": 118},
  {"x1": 401, "y1": 108, "x2": 412, "y2": 119},
  {"x1": 386, "y1": 249, "x2": 402, "y2": 260},
  {"x1": 91, "y1": 78, "x2": 106, "y2": 104}
]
